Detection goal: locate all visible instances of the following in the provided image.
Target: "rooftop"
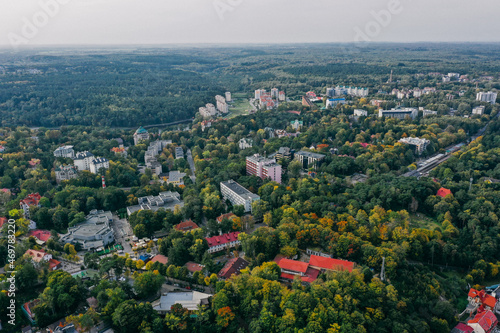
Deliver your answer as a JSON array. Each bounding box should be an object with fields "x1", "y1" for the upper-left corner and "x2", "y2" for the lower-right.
[
  {"x1": 221, "y1": 180, "x2": 260, "y2": 201},
  {"x1": 153, "y1": 291, "x2": 212, "y2": 312},
  {"x1": 206, "y1": 232, "x2": 240, "y2": 248},
  {"x1": 309, "y1": 255, "x2": 355, "y2": 272},
  {"x1": 218, "y1": 257, "x2": 249, "y2": 279}
]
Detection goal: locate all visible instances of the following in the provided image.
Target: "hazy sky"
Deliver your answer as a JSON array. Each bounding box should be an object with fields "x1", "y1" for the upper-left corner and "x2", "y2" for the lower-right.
[{"x1": 0, "y1": 0, "x2": 499, "y2": 47}]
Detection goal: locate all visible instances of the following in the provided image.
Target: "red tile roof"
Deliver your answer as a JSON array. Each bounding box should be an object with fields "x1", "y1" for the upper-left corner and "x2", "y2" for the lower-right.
[
  {"x1": 276, "y1": 258, "x2": 309, "y2": 274},
  {"x1": 468, "y1": 288, "x2": 497, "y2": 309},
  {"x1": 309, "y1": 255, "x2": 355, "y2": 273},
  {"x1": 29, "y1": 230, "x2": 51, "y2": 242},
  {"x1": 206, "y1": 232, "x2": 240, "y2": 248},
  {"x1": 218, "y1": 257, "x2": 249, "y2": 279},
  {"x1": 468, "y1": 310, "x2": 498, "y2": 332},
  {"x1": 185, "y1": 261, "x2": 204, "y2": 273},
  {"x1": 437, "y1": 187, "x2": 452, "y2": 198},
  {"x1": 174, "y1": 220, "x2": 199, "y2": 232},
  {"x1": 281, "y1": 267, "x2": 320, "y2": 283},
  {"x1": 451, "y1": 323, "x2": 474, "y2": 333},
  {"x1": 468, "y1": 288, "x2": 480, "y2": 298},
  {"x1": 20, "y1": 193, "x2": 42, "y2": 207},
  {"x1": 48, "y1": 259, "x2": 61, "y2": 270},
  {"x1": 149, "y1": 254, "x2": 169, "y2": 265}
]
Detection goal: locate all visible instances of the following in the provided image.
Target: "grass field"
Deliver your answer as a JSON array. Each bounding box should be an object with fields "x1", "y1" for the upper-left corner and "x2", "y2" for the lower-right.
[
  {"x1": 409, "y1": 213, "x2": 441, "y2": 230},
  {"x1": 226, "y1": 94, "x2": 254, "y2": 119}
]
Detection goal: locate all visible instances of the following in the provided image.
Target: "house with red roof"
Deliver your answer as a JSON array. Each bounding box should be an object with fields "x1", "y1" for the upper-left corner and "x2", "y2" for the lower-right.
[
  {"x1": 451, "y1": 323, "x2": 474, "y2": 333},
  {"x1": 218, "y1": 257, "x2": 249, "y2": 280},
  {"x1": 29, "y1": 230, "x2": 51, "y2": 244},
  {"x1": 216, "y1": 213, "x2": 237, "y2": 224},
  {"x1": 185, "y1": 262, "x2": 204, "y2": 276},
  {"x1": 206, "y1": 232, "x2": 240, "y2": 254},
  {"x1": 467, "y1": 310, "x2": 497, "y2": 333},
  {"x1": 24, "y1": 249, "x2": 52, "y2": 264},
  {"x1": 22, "y1": 299, "x2": 41, "y2": 325},
  {"x1": 0, "y1": 217, "x2": 7, "y2": 229},
  {"x1": 149, "y1": 254, "x2": 169, "y2": 265},
  {"x1": 467, "y1": 288, "x2": 497, "y2": 312},
  {"x1": 174, "y1": 220, "x2": 199, "y2": 233},
  {"x1": 309, "y1": 255, "x2": 355, "y2": 273},
  {"x1": 20, "y1": 193, "x2": 42, "y2": 219},
  {"x1": 437, "y1": 187, "x2": 452, "y2": 198},
  {"x1": 274, "y1": 256, "x2": 320, "y2": 283},
  {"x1": 48, "y1": 259, "x2": 62, "y2": 271}
]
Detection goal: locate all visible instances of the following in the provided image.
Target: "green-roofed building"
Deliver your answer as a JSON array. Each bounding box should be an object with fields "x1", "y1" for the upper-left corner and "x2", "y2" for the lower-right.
[{"x1": 134, "y1": 126, "x2": 150, "y2": 145}]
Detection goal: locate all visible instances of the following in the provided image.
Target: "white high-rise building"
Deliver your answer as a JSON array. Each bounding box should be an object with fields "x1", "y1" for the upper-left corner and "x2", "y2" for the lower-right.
[
  {"x1": 225, "y1": 92, "x2": 232, "y2": 102},
  {"x1": 73, "y1": 151, "x2": 94, "y2": 171},
  {"x1": 279, "y1": 91, "x2": 286, "y2": 101},
  {"x1": 215, "y1": 95, "x2": 228, "y2": 113},
  {"x1": 89, "y1": 157, "x2": 110, "y2": 174},
  {"x1": 271, "y1": 88, "x2": 279, "y2": 99},
  {"x1": 54, "y1": 146, "x2": 75, "y2": 158},
  {"x1": 476, "y1": 91, "x2": 497, "y2": 104}
]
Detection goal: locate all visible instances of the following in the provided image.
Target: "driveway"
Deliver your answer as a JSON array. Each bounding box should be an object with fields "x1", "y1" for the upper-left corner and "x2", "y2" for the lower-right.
[
  {"x1": 111, "y1": 215, "x2": 133, "y2": 254},
  {"x1": 186, "y1": 149, "x2": 196, "y2": 182}
]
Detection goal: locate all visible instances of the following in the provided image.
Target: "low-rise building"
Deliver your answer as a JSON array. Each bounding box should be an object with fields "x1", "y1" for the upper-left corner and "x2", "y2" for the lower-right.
[
  {"x1": 274, "y1": 256, "x2": 320, "y2": 283},
  {"x1": 29, "y1": 229, "x2": 51, "y2": 244},
  {"x1": 290, "y1": 119, "x2": 303, "y2": 130},
  {"x1": 326, "y1": 98, "x2": 346, "y2": 108},
  {"x1": 24, "y1": 249, "x2": 52, "y2": 264},
  {"x1": 220, "y1": 180, "x2": 260, "y2": 212},
  {"x1": 216, "y1": 212, "x2": 237, "y2": 224},
  {"x1": 423, "y1": 110, "x2": 438, "y2": 117},
  {"x1": 239, "y1": 138, "x2": 253, "y2": 150},
  {"x1": 218, "y1": 257, "x2": 249, "y2": 279},
  {"x1": 274, "y1": 147, "x2": 294, "y2": 161},
  {"x1": 127, "y1": 191, "x2": 184, "y2": 216},
  {"x1": 378, "y1": 108, "x2": 418, "y2": 120},
  {"x1": 55, "y1": 165, "x2": 78, "y2": 183},
  {"x1": 398, "y1": 137, "x2": 430, "y2": 155},
  {"x1": 174, "y1": 220, "x2": 199, "y2": 233},
  {"x1": 206, "y1": 232, "x2": 241, "y2": 254},
  {"x1": 175, "y1": 146, "x2": 184, "y2": 159},
  {"x1": 149, "y1": 254, "x2": 169, "y2": 265},
  {"x1": 153, "y1": 291, "x2": 212, "y2": 314},
  {"x1": 53, "y1": 145, "x2": 75, "y2": 158},
  {"x1": 111, "y1": 146, "x2": 128, "y2": 157},
  {"x1": 354, "y1": 109, "x2": 368, "y2": 117},
  {"x1": 167, "y1": 170, "x2": 186, "y2": 186},
  {"x1": 294, "y1": 151, "x2": 325, "y2": 170},
  {"x1": 59, "y1": 210, "x2": 114, "y2": 251},
  {"x1": 308, "y1": 255, "x2": 355, "y2": 273}
]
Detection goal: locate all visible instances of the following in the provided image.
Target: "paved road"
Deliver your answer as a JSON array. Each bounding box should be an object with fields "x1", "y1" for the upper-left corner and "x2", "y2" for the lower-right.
[
  {"x1": 186, "y1": 149, "x2": 196, "y2": 182},
  {"x1": 111, "y1": 215, "x2": 133, "y2": 254}
]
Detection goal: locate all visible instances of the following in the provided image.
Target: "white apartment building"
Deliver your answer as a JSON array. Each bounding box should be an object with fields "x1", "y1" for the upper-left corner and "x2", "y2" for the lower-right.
[
  {"x1": 476, "y1": 91, "x2": 497, "y2": 104},
  {"x1": 225, "y1": 92, "x2": 232, "y2": 102},
  {"x1": 220, "y1": 180, "x2": 260, "y2": 213},
  {"x1": 89, "y1": 157, "x2": 110, "y2": 174},
  {"x1": 73, "y1": 151, "x2": 94, "y2": 171},
  {"x1": 54, "y1": 145, "x2": 75, "y2": 158},
  {"x1": 239, "y1": 138, "x2": 253, "y2": 150},
  {"x1": 354, "y1": 109, "x2": 368, "y2": 117},
  {"x1": 215, "y1": 95, "x2": 229, "y2": 113},
  {"x1": 133, "y1": 127, "x2": 150, "y2": 145},
  {"x1": 379, "y1": 108, "x2": 418, "y2": 120},
  {"x1": 399, "y1": 137, "x2": 430, "y2": 155},
  {"x1": 472, "y1": 106, "x2": 485, "y2": 115}
]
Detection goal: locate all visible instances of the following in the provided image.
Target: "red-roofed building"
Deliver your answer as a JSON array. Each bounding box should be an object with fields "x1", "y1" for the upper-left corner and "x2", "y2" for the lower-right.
[
  {"x1": 28, "y1": 159, "x2": 40, "y2": 167},
  {"x1": 309, "y1": 255, "x2": 355, "y2": 273},
  {"x1": 149, "y1": 254, "x2": 169, "y2": 265},
  {"x1": 174, "y1": 220, "x2": 199, "y2": 233},
  {"x1": 451, "y1": 323, "x2": 474, "y2": 333},
  {"x1": 29, "y1": 230, "x2": 51, "y2": 243},
  {"x1": 48, "y1": 259, "x2": 62, "y2": 271},
  {"x1": 24, "y1": 249, "x2": 52, "y2": 264},
  {"x1": 437, "y1": 187, "x2": 452, "y2": 198},
  {"x1": 218, "y1": 257, "x2": 249, "y2": 280},
  {"x1": 274, "y1": 256, "x2": 320, "y2": 283},
  {"x1": 185, "y1": 262, "x2": 204, "y2": 275},
  {"x1": 22, "y1": 299, "x2": 40, "y2": 325},
  {"x1": 20, "y1": 193, "x2": 42, "y2": 219},
  {"x1": 206, "y1": 232, "x2": 240, "y2": 254},
  {"x1": 467, "y1": 310, "x2": 497, "y2": 333},
  {"x1": 216, "y1": 213, "x2": 237, "y2": 224},
  {"x1": 468, "y1": 288, "x2": 497, "y2": 312}
]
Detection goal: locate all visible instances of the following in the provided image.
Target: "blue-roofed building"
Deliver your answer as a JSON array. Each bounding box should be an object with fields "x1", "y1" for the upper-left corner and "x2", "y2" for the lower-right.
[{"x1": 326, "y1": 98, "x2": 346, "y2": 108}]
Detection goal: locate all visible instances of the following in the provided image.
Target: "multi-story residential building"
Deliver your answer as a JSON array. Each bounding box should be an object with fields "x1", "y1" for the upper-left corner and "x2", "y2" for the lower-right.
[
  {"x1": 378, "y1": 108, "x2": 418, "y2": 120},
  {"x1": 206, "y1": 231, "x2": 241, "y2": 254},
  {"x1": 472, "y1": 106, "x2": 485, "y2": 115},
  {"x1": 275, "y1": 147, "x2": 294, "y2": 161},
  {"x1": 398, "y1": 137, "x2": 430, "y2": 155},
  {"x1": 73, "y1": 151, "x2": 94, "y2": 171},
  {"x1": 330, "y1": 86, "x2": 368, "y2": 97},
  {"x1": 326, "y1": 87, "x2": 335, "y2": 97},
  {"x1": 442, "y1": 76, "x2": 451, "y2": 83},
  {"x1": 246, "y1": 154, "x2": 282, "y2": 183},
  {"x1": 354, "y1": 109, "x2": 368, "y2": 117},
  {"x1": 199, "y1": 107, "x2": 212, "y2": 118},
  {"x1": 291, "y1": 119, "x2": 303, "y2": 130},
  {"x1": 239, "y1": 138, "x2": 253, "y2": 150},
  {"x1": 59, "y1": 210, "x2": 114, "y2": 251},
  {"x1": 206, "y1": 103, "x2": 217, "y2": 115},
  {"x1": 175, "y1": 146, "x2": 184, "y2": 159},
  {"x1": 127, "y1": 191, "x2": 184, "y2": 216},
  {"x1": 53, "y1": 145, "x2": 75, "y2": 158},
  {"x1": 294, "y1": 151, "x2": 325, "y2": 170},
  {"x1": 133, "y1": 126, "x2": 150, "y2": 145},
  {"x1": 326, "y1": 98, "x2": 346, "y2": 108},
  {"x1": 216, "y1": 95, "x2": 229, "y2": 113},
  {"x1": 20, "y1": 193, "x2": 41, "y2": 220},
  {"x1": 220, "y1": 180, "x2": 260, "y2": 212},
  {"x1": 271, "y1": 88, "x2": 279, "y2": 99},
  {"x1": 55, "y1": 165, "x2": 78, "y2": 183},
  {"x1": 89, "y1": 157, "x2": 110, "y2": 174},
  {"x1": 279, "y1": 91, "x2": 286, "y2": 101},
  {"x1": 225, "y1": 92, "x2": 232, "y2": 102},
  {"x1": 476, "y1": 91, "x2": 497, "y2": 104}
]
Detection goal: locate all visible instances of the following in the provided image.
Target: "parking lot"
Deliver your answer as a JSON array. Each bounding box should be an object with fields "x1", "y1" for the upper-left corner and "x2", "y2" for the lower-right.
[{"x1": 111, "y1": 215, "x2": 133, "y2": 254}]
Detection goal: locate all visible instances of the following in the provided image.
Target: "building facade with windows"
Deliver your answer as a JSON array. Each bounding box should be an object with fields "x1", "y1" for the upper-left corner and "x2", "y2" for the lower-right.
[{"x1": 220, "y1": 180, "x2": 260, "y2": 212}]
